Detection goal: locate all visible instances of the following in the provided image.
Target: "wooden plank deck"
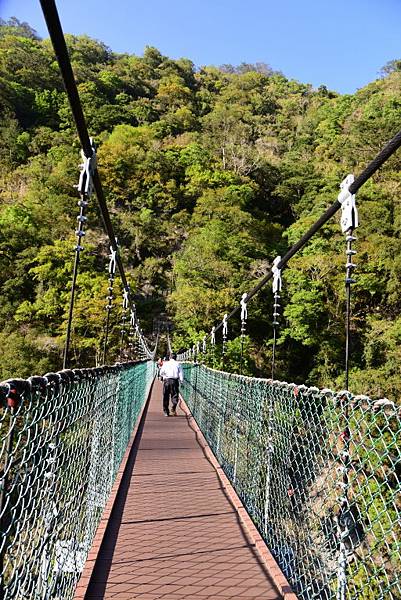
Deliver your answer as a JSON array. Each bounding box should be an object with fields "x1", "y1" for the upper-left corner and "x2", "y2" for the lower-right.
[{"x1": 81, "y1": 380, "x2": 292, "y2": 600}]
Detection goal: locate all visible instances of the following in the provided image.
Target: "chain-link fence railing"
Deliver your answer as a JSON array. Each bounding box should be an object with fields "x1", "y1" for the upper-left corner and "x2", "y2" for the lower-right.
[
  {"x1": 0, "y1": 360, "x2": 154, "y2": 600},
  {"x1": 181, "y1": 363, "x2": 400, "y2": 600}
]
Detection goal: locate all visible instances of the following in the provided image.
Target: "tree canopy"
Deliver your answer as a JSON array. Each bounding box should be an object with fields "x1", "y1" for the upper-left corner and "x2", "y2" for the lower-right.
[{"x1": 1, "y1": 18, "x2": 401, "y2": 400}]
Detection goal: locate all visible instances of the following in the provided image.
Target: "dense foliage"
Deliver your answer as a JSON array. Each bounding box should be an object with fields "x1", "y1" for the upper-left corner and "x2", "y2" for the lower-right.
[{"x1": 1, "y1": 18, "x2": 401, "y2": 400}]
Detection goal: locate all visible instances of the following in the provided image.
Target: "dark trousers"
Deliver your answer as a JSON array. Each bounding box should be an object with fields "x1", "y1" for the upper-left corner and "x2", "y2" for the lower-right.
[{"x1": 163, "y1": 378, "x2": 179, "y2": 413}]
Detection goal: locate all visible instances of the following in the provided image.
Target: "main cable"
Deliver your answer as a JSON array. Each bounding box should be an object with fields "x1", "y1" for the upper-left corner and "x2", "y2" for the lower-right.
[
  {"x1": 213, "y1": 126, "x2": 401, "y2": 334},
  {"x1": 39, "y1": 0, "x2": 158, "y2": 360},
  {"x1": 40, "y1": 0, "x2": 401, "y2": 349},
  {"x1": 39, "y1": 0, "x2": 127, "y2": 287}
]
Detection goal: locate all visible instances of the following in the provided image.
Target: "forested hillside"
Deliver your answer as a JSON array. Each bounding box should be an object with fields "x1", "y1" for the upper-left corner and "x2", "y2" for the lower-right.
[{"x1": 1, "y1": 18, "x2": 400, "y2": 399}]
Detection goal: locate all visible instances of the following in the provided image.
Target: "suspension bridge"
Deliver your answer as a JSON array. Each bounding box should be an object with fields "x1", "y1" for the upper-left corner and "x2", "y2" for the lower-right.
[{"x1": 0, "y1": 1, "x2": 400, "y2": 599}]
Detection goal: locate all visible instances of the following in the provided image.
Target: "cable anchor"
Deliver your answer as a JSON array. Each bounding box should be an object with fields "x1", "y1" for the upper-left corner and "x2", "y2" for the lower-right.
[
  {"x1": 119, "y1": 288, "x2": 130, "y2": 360},
  {"x1": 338, "y1": 174, "x2": 358, "y2": 234},
  {"x1": 73, "y1": 143, "x2": 95, "y2": 253},
  {"x1": 102, "y1": 243, "x2": 119, "y2": 364},
  {"x1": 240, "y1": 293, "x2": 248, "y2": 325},
  {"x1": 108, "y1": 245, "x2": 117, "y2": 275},
  {"x1": 211, "y1": 326, "x2": 216, "y2": 345},
  {"x1": 272, "y1": 256, "x2": 282, "y2": 325},
  {"x1": 271, "y1": 256, "x2": 282, "y2": 379},
  {"x1": 222, "y1": 314, "x2": 228, "y2": 337},
  {"x1": 222, "y1": 313, "x2": 228, "y2": 357},
  {"x1": 127, "y1": 309, "x2": 136, "y2": 357},
  {"x1": 122, "y1": 289, "x2": 129, "y2": 311},
  {"x1": 77, "y1": 138, "x2": 97, "y2": 198}
]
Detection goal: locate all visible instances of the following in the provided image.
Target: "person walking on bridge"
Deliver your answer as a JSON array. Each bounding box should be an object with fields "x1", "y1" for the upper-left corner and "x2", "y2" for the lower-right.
[
  {"x1": 156, "y1": 356, "x2": 163, "y2": 380},
  {"x1": 159, "y1": 353, "x2": 183, "y2": 416}
]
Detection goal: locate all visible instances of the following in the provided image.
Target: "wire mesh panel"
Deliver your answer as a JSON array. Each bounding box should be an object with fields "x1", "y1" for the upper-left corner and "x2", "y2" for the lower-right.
[
  {"x1": 181, "y1": 363, "x2": 400, "y2": 600},
  {"x1": 0, "y1": 360, "x2": 154, "y2": 600}
]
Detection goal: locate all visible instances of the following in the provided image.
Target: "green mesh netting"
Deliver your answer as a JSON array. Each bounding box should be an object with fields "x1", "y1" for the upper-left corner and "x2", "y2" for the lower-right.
[
  {"x1": 0, "y1": 360, "x2": 154, "y2": 599},
  {"x1": 181, "y1": 363, "x2": 400, "y2": 600}
]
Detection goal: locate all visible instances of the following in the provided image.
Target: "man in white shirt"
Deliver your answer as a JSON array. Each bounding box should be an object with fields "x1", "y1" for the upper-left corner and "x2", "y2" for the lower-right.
[{"x1": 159, "y1": 353, "x2": 184, "y2": 416}]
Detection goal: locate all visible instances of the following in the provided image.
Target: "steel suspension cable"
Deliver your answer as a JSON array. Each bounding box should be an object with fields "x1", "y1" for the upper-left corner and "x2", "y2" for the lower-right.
[
  {"x1": 63, "y1": 145, "x2": 94, "y2": 368},
  {"x1": 41, "y1": 0, "x2": 401, "y2": 359},
  {"x1": 211, "y1": 126, "x2": 401, "y2": 335},
  {"x1": 39, "y1": 0, "x2": 158, "y2": 361},
  {"x1": 39, "y1": 0, "x2": 125, "y2": 285}
]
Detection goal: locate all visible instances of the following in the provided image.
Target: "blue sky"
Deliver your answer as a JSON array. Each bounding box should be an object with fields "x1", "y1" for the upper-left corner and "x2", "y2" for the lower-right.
[{"x1": 1, "y1": 0, "x2": 400, "y2": 93}]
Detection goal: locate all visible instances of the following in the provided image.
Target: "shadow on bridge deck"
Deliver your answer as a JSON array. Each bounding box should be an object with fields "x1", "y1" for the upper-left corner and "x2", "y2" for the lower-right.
[{"x1": 75, "y1": 380, "x2": 294, "y2": 600}]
